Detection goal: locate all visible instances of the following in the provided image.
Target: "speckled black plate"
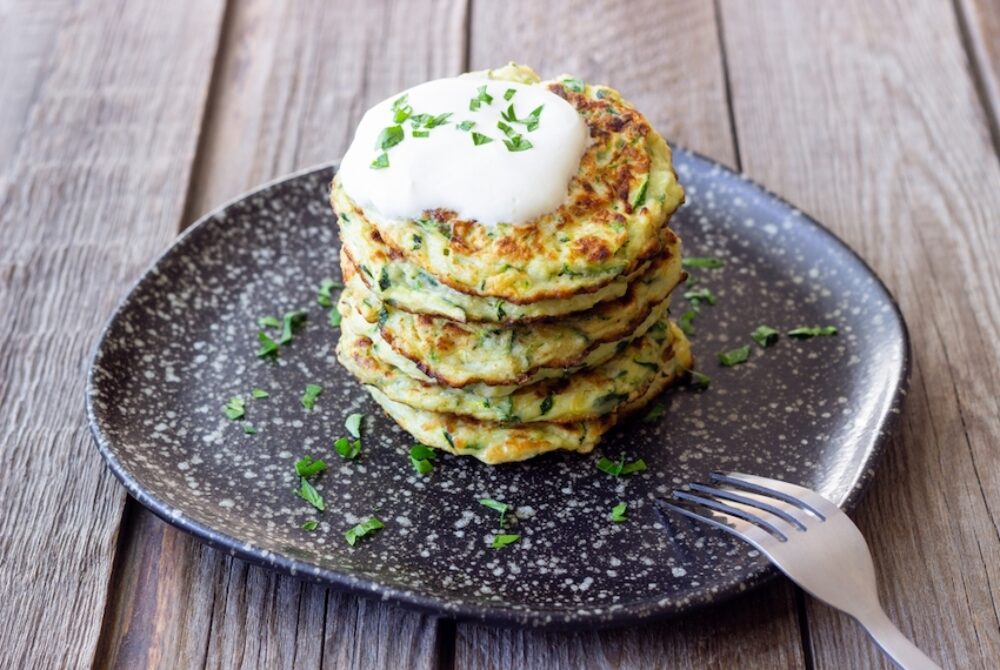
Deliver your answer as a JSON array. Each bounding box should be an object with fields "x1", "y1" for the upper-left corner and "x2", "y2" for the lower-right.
[{"x1": 87, "y1": 148, "x2": 909, "y2": 629}]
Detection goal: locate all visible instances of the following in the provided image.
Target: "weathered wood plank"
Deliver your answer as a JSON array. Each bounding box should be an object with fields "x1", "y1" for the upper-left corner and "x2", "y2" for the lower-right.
[
  {"x1": 459, "y1": 1, "x2": 805, "y2": 666},
  {"x1": 0, "y1": 1, "x2": 227, "y2": 668},
  {"x1": 98, "y1": 1, "x2": 467, "y2": 668},
  {"x1": 719, "y1": 1, "x2": 1000, "y2": 668},
  {"x1": 956, "y1": 0, "x2": 1000, "y2": 149}
]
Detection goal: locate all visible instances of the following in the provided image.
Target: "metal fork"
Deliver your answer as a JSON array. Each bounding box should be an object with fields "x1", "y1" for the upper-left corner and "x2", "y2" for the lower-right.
[{"x1": 658, "y1": 472, "x2": 940, "y2": 670}]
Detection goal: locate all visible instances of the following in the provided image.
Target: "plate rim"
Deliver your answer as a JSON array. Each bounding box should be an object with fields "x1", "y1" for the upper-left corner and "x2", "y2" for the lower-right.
[{"x1": 85, "y1": 146, "x2": 911, "y2": 629}]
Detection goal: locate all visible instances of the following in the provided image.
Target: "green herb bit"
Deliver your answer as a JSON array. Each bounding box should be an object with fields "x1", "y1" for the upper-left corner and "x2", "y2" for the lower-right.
[
  {"x1": 503, "y1": 88, "x2": 516, "y2": 101},
  {"x1": 503, "y1": 135, "x2": 533, "y2": 152},
  {"x1": 456, "y1": 120, "x2": 476, "y2": 131},
  {"x1": 479, "y1": 498, "x2": 510, "y2": 528},
  {"x1": 469, "y1": 85, "x2": 493, "y2": 111},
  {"x1": 302, "y1": 519, "x2": 318, "y2": 531},
  {"x1": 718, "y1": 345, "x2": 751, "y2": 367},
  {"x1": 788, "y1": 326, "x2": 839, "y2": 339},
  {"x1": 258, "y1": 315, "x2": 281, "y2": 328},
  {"x1": 391, "y1": 94, "x2": 412, "y2": 123},
  {"x1": 300, "y1": 383, "x2": 323, "y2": 410},
  {"x1": 295, "y1": 455, "x2": 327, "y2": 478},
  {"x1": 410, "y1": 444, "x2": 437, "y2": 475},
  {"x1": 345, "y1": 517, "x2": 384, "y2": 546},
  {"x1": 751, "y1": 325, "x2": 780, "y2": 348},
  {"x1": 563, "y1": 77, "x2": 585, "y2": 93},
  {"x1": 243, "y1": 423, "x2": 256, "y2": 434},
  {"x1": 316, "y1": 278, "x2": 343, "y2": 307},
  {"x1": 424, "y1": 112, "x2": 453, "y2": 129},
  {"x1": 279, "y1": 310, "x2": 307, "y2": 345},
  {"x1": 251, "y1": 388, "x2": 269, "y2": 399},
  {"x1": 682, "y1": 257, "x2": 725, "y2": 269},
  {"x1": 632, "y1": 178, "x2": 648, "y2": 209},
  {"x1": 334, "y1": 436, "x2": 362, "y2": 460},
  {"x1": 610, "y1": 502, "x2": 628, "y2": 523},
  {"x1": 224, "y1": 396, "x2": 246, "y2": 420},
  {"x1": 539, "y1": 395, "x2": 554, "y2": 416},
  {"x1": 684, "y1": 288, "x2": 716, "y2": 305},
  {"x1": 642, "y1": 403, "x2": 665, "y2": 423},
  {"x1": 257, "y1": 331, "x2": 279, "y2": 358},
  {"x1": 471, "y1": 131, "x2": 493, "y2": 146},
  {"x1": 620, "y1": 458, "x2": 647, "y2": 475},
  {"x1": 491, "y1": 533, "x2": 520, "y2": 549},
  {"x1": 329, "y1": 306, "x2": 342, "y2": 328},
  {"x1": 678, "y1": 310, "x2": 697, "y2": 336},
  {"x1": 412, "y1": 130, "x2": 429, "y2": 138},
  {"x1": 296, "y1": 478, "x2": 324, "y2": 511},
  {"x1": 376, "y1": 125, "x2": 404, "y2": 151},
  {"x1": 370, "y1": 152, "x2": 389, "y2": 170},
  {"x1": 688, "y1": 370, "x2": 711, "y2": 389},
  {"x1": 345, "y1": 413, "x2": 364, "y2": 439}
]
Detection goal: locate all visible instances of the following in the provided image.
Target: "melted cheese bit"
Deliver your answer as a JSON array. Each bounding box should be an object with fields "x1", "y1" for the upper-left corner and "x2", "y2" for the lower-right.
[{"x1": 338, "y1": 75, "x2": 589, "y2": 226}]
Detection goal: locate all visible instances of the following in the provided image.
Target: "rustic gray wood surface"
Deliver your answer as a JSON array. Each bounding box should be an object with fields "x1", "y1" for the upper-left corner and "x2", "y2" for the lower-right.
[{"x1": 1, "y1": 1, "x2": 997, "y2": 668}]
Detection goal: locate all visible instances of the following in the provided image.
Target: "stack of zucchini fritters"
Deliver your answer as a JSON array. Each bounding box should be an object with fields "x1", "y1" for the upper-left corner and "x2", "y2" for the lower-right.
[{"x1": 332, "y1": 65, "x2": 691, "y2": 464}]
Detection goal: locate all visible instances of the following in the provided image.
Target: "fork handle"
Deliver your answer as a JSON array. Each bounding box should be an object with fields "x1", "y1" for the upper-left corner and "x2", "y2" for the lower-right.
[{"x1": 853, "y1": 607, "x2": 941, "y2": 670}]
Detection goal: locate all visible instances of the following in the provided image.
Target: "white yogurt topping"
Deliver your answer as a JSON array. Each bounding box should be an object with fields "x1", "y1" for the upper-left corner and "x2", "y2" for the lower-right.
[{"x1": 338, "y1": 75, "x2": 589, "y2": 226}]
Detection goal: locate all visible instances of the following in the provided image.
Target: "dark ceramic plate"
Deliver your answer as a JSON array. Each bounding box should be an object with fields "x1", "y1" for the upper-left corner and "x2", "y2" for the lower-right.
[{"x1": 87, "y1": 148, "x2": 909, "y2": 629}]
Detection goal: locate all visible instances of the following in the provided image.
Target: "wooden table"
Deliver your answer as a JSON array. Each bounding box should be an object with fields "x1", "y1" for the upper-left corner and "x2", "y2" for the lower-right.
[{"x1": 3, "y1": 1, "x2": 998, "y2": 667}]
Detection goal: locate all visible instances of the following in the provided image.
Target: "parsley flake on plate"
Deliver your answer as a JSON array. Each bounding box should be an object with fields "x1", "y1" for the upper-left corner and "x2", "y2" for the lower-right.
[
  {"x1": 345, "y1": 517, "x2": 384, "y2": 546},
  {"x1": 334, "y1": 436, "x2": 362, "y2": 460},
  {"x1": 296, "y1": 478, "x2": 325, "y2": 511},
  {"x1": 610, "y1": 502, "x2": 628, "y2": 523},
  {"x1": 642, "y1": 403, "x2": 665, "y2": 423},
  {"x1": 682, "y1": 257, "x2": 725, "y2": 269},
  {"x1": 410, "y1": 444, "x2": 437, "y2": 474},
  {"x1": 718, "y1": 345, "x2": 751, "y2": 367},
  {"x1": 329, "y1": 306, "x2": 342, "y2": 328},
  {"x1": 258, "y1": 315, "x2": 281, "y2": 329},
  {"x1": 257, "y1": 331, "x2": 279, "y2": 358},
  {"x1": 345, "y1": 413, "x2": 364, "y2": 439},
  {"x1": 688, "y1": 369, "x2": 712, "y2": 389},
  {"x1": 251, "y1": 388, "x2": 269, "y2": 399},
  {"x1": 491, "y1": 534, "x2": 520, "y2": 549},
  {"x1": 479, "y1": 498, "x2": 510, "y2": 527},
  {"x1": 597, "y1": 455, "x2": 647, "y2": 477},
  {"x1": 223, "y1": 396, "x2": 245, "y2": 420},
  {"x1": 788, "y1": 326, "x2": 838, "y2": 338},
  {"x1": 683, "y1": 287, "x2": 716, "y2": 305},
  {"x1": 316, "y1": 278, "x2": 343, "y2": 307},
  {"x1": 279, "y1": 310, "x2": 307, "y2": 345},
  {"x1": 295, "y1": 455, "x2": 327, "y2": 478},
  {"x1": 300, "y1": 383, "x2": 323, "y2": 410},
  {"x1": 302, "y1": 519, "x2": 318, "y2": 531},
  {"x1": 751, "y1": 325, "x2": 780, "y2": 348}
]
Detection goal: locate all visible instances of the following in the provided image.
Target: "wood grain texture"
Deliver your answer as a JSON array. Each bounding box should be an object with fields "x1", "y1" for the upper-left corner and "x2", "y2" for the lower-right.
[
  {"x1": 0, "y1": 1, "x2": 227, "y2": 667},
  {"x1": 459, "y1": 2, "x2": 805, "y2": 666},
  {"x1": 719, "y1": 1, "x2": 1000, "y2": 668},
  {"x1": 956, "y1": 0, "x2": 1000, "y2": 149},
  {"x1": 97, "y1": 1, "x2": 467, "y2": 668}
]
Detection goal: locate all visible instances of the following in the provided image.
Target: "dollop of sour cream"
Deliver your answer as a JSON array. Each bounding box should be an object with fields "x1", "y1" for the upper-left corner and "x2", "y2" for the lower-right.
[{"x1": 338, "y1": 75, "x2": 589, "y2": 226}]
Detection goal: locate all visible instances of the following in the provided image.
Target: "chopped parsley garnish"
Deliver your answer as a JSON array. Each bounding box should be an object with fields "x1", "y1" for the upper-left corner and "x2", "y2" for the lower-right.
[
  {"x1": 345, "y1": 517, "x2": 384, "y2": 546},
  {"x1": 251, "y1": 388, "x2": 269, "y2": 399},
  {"x1": 597, "y1": 455, "x2": 647, "y2": 477},
  {"x1": 334, "y1": 436, "x2": 361, "y2": 460},
  {"x1": 678, "y1": 310, "x2": 697, "y2": 336},
  {"x1": 296, "y1": 478, "x2": 324, "y2": 511},
  {"x1": 412, "y1": 130, "x2": 429, "y2": 138},
  {"x1": 295, "y1": 455, "x2": 327, "y2": 478},
  {"x1": 469, "y1": 85, "x2": 493, "y2": 111},
  {"x1": 376, "y1": 125, "x2": 404, "y2": 151},
  {"x1": 258, "y1": 315, "x2": 281, "y2": 328},
  {"x1": 424, "y1": 112, "x2": 453, "y2": 129},
  {"x1": 610, "y1": 502, "x2": 628, "y2": 523},
  {"x1": 539, "y1": 395, "x2": 554, "y2": 415},
  {"x1": 370, "y1": 152, "x2": 389, "y2": 170},
  {"x1": 500, "y1": 103, "x2": 543, "y2": 132},
  {"x1": 788, "y1": 326, "x2": 838, "y2": 338},
  {"x1": 300, "y1": 383, "x2": 323, "y2": 410},
  {"x1": 471, "y1": 131, "x2": 493, "y2": 146},
  {"x1": 345, "y1": 413, "x2": 364, "y2": 439},
  {"x1": 279, "y1": 310, "x2": 307, "y2": 345},
  {"x1": 491, "y1": 534, "x2": 520, "y2": 549},
  {"x1": 316, "y1": 278, "x2": 343, "y2": 307},
  {"x1": 410, "y1": 444, "x2": 437, "y2": 475},
  {"x1": 456, "y1": 120, "x2": 475, "y2": 131},
  {"x1": 503, "y1": 88, "x2": 516, "y2": 101},
  {"x1": 562, "y1": 77, "x2": 584, "y2": 93},
  {"x1": 642, "y1": 403, "x2": 665, "y2": 423},
  {"x1": 503, "y1": 134, "x2": 533, "y2": 152},
  {"x1": 751, "y1": 325, "x2": 780, "y2": 348},
  {"x1": 328, "y1": 306, "x2": 342, "y2": 328},
  {"x1": 242, "y1": 423, "x2": 256, "y2": 434},
  {"x1": 257, "y1": 331, "x2": 279, "y2": 358},
  {"x1": 682, "y1": 257, "x2": 725, "y2": 269},
  {"x1": 688, "y1": 370, "x2": 712, "y2": 389},
  {"x1": 718, "y1": 345, "x2": 751, "y2": 367},
  {"x1": 224, "y1": 396, "x2": 245, "y2": 420},
  {"x1": 302, "y1": 519, "x2": 318, "y2": 531},
  {"x1": 391, "y1": 94, "x2": 412, "y2": 123},
  {"x1": 684, "y1": 288, "x2": 716, "y2": 305},
  {"x1": 479, "y1": 498, "x2": 510, "y2": 528}
]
